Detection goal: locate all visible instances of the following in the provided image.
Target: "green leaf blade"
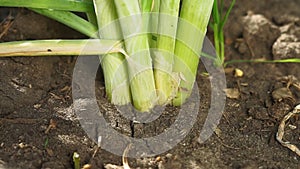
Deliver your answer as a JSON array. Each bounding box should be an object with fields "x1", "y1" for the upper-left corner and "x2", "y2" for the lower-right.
[{"x1": 0, "y1": 0, "x2": 94, "y2": 12}]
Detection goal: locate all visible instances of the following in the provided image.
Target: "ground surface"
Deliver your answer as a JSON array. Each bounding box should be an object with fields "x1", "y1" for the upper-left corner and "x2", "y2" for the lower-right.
[{"x1": 1, "y1": 1, "x2": 300, "y2": 169}]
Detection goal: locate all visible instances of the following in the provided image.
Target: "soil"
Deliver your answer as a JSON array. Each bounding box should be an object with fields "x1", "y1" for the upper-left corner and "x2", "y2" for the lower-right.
[{"x1": 1, "y1": 1, "x2": 300, "y2": 169}]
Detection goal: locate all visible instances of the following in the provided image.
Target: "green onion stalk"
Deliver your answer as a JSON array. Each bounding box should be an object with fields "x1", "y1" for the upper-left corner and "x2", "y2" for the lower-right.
[
  {"x1": 154, "y1": 0, "x2": 181, "y2": 105},
  {"x1": 172, "y1": 0, "x2": 214, "y2": 106},
  {"x1": 114, "y1": 0, "x2": 157, "y2": 112},
  {"x1": 149, "y1": 0, "x2": 161, "y2": 48},
  {"x1": 212, "y1": 0, "x2": 236, "y2": 66},
  {"x1": 93, "y1": 0, "x2": 131, "y2": 105},
  {"x1": 72, "y1": 152, "x2": 80, "y2": 169},
  {"x1": 139, "y1": 0, "x2": 160, "y2": 48}
]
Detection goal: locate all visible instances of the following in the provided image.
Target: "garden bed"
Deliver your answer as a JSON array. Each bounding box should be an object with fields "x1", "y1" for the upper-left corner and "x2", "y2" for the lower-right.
[{"x1": 0, "y1": 0, "x2": 300, "y2": 168}]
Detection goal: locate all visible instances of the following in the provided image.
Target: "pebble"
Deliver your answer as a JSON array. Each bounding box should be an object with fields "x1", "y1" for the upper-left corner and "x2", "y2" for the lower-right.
[{"x1": 165, "y1": 153, "x2": 172, "y2": 159}]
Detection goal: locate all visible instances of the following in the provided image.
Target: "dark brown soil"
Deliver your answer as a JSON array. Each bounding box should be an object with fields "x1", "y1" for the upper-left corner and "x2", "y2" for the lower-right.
[{"x1": 1, "y1": 1, "x2": 300, "y2": 169}]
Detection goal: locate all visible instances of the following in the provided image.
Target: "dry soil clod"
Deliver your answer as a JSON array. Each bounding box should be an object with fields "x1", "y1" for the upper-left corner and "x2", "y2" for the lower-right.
[
  {"x1": 242, "y1": 13, "x2": 281, "y2": 59},
  {"x1": 224, "y1": 88, "x2": 240, "y2": 99}
]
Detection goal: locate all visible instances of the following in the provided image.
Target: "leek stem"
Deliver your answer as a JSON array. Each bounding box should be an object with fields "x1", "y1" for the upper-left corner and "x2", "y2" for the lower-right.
[
  {"x1": 172, "y1": 0, "x2": 214, "y2": 106},
  {"x1": 154, "y1": 0, "x2": 181, "y2": 105},
  {"x1": 93, "y1": 0, "x2": 131, "y2": 105},
  {"x1": 139, "y1": 0, "x2": 153, "y2": 12},
  {"x1": 150, "y1": 0, "x2": 161, "y2": 48},
  {"x1": 114, "y1": 0, "x2": 157, "y2": 112}
]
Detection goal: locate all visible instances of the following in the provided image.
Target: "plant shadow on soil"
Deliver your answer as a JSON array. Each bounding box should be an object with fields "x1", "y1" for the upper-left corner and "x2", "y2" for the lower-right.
[{"x1": 1, "y1": 0, "x2": 300, "y2": 168}]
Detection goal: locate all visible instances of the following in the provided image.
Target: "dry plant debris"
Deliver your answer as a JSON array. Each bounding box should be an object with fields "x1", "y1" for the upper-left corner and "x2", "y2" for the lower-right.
[
  {"x1": 276, "y1": 104, "x2": 300, "y2": 156},
  {"x1": 0, "y1": 13, "x2": 14, "y2": 39},
  {"x1": 276, "y1": 75, "x2": 300, "y2": 156},
  {"x1": 44, "y1": 119, "x2": 57, "y2": 134},
  {"x1": 104, "y1": 144, "x2": 131, "y2": 169},
  {"x1": 277, "y1": 75, "x2": 300, "y2": 90}
]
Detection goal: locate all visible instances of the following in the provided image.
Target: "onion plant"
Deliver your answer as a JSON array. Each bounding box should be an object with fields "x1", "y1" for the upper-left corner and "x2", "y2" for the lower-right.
[
  {"x1": 172, "y1": 0, "x2": 214, "y2": 105},
  {"x1": 0, "y1": 0, "x2": 214, "y2": 112},
  {"x1": 154, "y1": 0, "x2": 181, "y2": 105},
  {"x1": 93, "y1": 0, "x2": 131, "y2": 105},
  {"x1": 211, "y1": 0, "x2": 236, "y2": 66},
  {"x1": 113, "y1": 0, "x2": 157, "y2": 112}
]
